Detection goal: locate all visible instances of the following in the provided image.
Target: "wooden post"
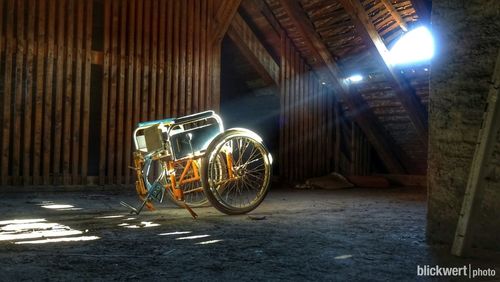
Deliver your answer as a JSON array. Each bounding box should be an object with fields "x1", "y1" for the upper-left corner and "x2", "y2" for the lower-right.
[{"x1": 451, "y1": 50, "x2": 500, "y2": 256}]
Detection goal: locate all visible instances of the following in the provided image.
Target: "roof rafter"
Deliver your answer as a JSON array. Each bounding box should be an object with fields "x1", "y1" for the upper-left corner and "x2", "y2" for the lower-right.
[
  {"x1": 227, "y1": 13, "x2": 280, "y2": 85},
  {"x1": 337, "y1": 0, "x2": 428, "y2": 149},
  {"x1": 380, "y1": 0, "x2": 408, "y2": 32},
  {"x1": 278, "y1": 0, "x2": 407, "y2": 174},
  {"x1": 211, "y1": 0, "x2": 242, "y2": 44}
]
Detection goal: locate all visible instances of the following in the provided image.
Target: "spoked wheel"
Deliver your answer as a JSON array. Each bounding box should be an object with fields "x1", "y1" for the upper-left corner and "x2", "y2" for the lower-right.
[
  {"x1": 165, "y1": 159, "x2": 209, "y2": 207},
  {"x1": 201, "y1": 129, "x2": 272, "y2": 215}
]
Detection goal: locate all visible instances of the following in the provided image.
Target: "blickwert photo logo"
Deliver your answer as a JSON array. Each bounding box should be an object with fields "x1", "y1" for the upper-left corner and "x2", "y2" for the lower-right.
[{"x1": 417, "y1": 265, "x2": 496, "y2": 279}]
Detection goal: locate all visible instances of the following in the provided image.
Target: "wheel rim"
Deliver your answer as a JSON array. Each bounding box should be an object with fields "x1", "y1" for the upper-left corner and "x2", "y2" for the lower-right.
[{"x1": 207, "y1": 135, "x2": 271, "y2": 211}]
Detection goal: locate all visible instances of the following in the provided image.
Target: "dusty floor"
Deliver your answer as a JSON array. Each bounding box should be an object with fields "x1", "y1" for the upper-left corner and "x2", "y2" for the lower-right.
[{"x1": 0, "y1": 185, "x2": 498, "y2": 281}]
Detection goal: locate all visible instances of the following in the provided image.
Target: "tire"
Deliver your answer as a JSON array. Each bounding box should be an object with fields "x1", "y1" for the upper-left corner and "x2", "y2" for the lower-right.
[{"x1": 201, "y1": 128, "x2": 272, "y2": 215}]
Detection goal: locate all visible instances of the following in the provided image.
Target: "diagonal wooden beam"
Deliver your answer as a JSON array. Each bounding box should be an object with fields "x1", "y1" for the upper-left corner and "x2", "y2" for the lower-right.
[
  {"x1": 211, "y1": 0, "x2": 242, "y2": 44},
  {"x1": 338, "y1": 0, "x2": 429, "y2": 149},
  {"x1": 279, "y1": 0, "x2": 407, "y2": 174},
  {"x1": 227, "y1": 13, "x2": 280, "y2": 85},
  {"x1": 452, "y1": 50, "x2": 500, "y2": 257}
]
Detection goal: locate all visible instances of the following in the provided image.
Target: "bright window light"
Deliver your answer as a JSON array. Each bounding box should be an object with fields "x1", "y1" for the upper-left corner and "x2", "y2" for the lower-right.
[
  {"x1": 41, "y1": 204, "x2": 75, "y2": 210},
  {"x1": 196, "y1": 239, "x2": 223, "y2": 245},
  {"x1": 15, "y1": 236, "x2": 100, "y2": 244},
  {"x1": 389, "y1": 26, "x2": 434, "y2": 65},
  {"x1": 347, "y1": 74, "x2": 363, "y2": 83},
  {"x1": 176, "y1": 234, "x2": 210, "y2": 240},
  {"x1": 159, "y1": 231, "x2": 192, "y2": 236}
]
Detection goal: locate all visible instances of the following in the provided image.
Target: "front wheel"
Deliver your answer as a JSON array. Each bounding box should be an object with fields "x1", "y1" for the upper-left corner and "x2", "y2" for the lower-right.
[{"x1": 201, "y1": 129, "x2": 272, "y2": 215}]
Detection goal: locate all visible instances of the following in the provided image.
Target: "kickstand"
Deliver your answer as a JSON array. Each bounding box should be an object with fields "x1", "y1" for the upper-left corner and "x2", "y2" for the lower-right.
[
  {"x1": 120, "y1": 195, "x2": 151, "y2": 215},
  {"x1": 182, "y1": 202, "x2": 198, "y2": 219}
]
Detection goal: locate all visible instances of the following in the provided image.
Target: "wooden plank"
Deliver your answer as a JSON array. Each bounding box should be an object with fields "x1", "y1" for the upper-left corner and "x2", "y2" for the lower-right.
[
  {"x1": 319, "y1": 85, "x2": 326, "y2": 174},
  {"x1": 156, "y1": 0, "x2": 166, "y2": 118},
  {"x1": 149, "y1": 0, "x2": 158, "y2": 120},
  {"x1": 0, "y1": 0, "x2": 3, "y2": 55},
  {"x1": 124, "y1": 0, "x2": 136, "y2": 184},
  {"x1": 299, "y1": 59, "x2": 305, "y2": 180},
  {"x1": 165, "y1": 0, "x2": 173, "y2": 116},
  {"x1": 205, "y1": 0, "x2": 213, "y2": 111},
  {"x1": 186, "y1": 0, "x2": 194, "y2": 114},
  {"x1": 307, "y1": 72, "x2": 314, "y2": 177},
  {"x1": 285, "y1": 37, "x2": 293, "y2": 181},
  {"x1": 172, "y1": 0, "x2": 180, "y2": 116},
  {"x1": 23, "y1": 0, "x2": 36, "y2": 185},
  {"x1": 334, "y1": 101, "x2": 341, "y2": 172},
  {"x1": 338, "y1": 0, "x2": 428, "y2": 148},
  {"x1": 73, "y1": 0, "x2": 85, "y2": 184},
  {"x1": 43, "y1": 0, "x2": 56, "y2": 184},
  {"x1": 99, "y1": 0, "x2": 111, "y2": 185},
  {"x1": 81, "y1": 0, "x2": 93, "y2": 184},
  {"x1": 278, "y1": 30, "x2": 286, "y2": 178},
  {"x1": 326, "y1": 80, "x2": 334, "y2": 173},
  {"x1": 116, "y1": 0, "x2": 127, "y2": 184},
  {"x1": 52, "y1": 0, "x2": 65, "y2": 184},
  {"x1": 192, "y1": 0, "x2": 200, "y2": 113},
  {"x1": 107, "y1": 0, "x2": 119, "y2": 184},
  {"x1": 1, "y1": 0, "x2": 14, "y2": 185},
  {"x1": 133, "y1": 0, "x2": 143, "y2": 140},
  {"x1": 211, "y1": 43, "x2": 221, "y2": 112},
  {"x1": 292, "y1": 50, "x2": 299, "y2": 180},
  {"x1": 196, "y1": 1, "x2": 207, "y2": 111},
  {"x1": 179, "y1": 0, "x2": 187, "y2": 115},
  {"x1": 63, "y1": 0, "x2": 74, "y2": 185},
  {"x1": 350, "y1": 121, "x2": 357, "y2": 174},
  {"x1": 279, "y1": 0, "x2": 406, "y2": 174},
  {"x1": 452, "y1": 50, "x2": 500, "y2": 257},
  {"x1": 33, "y1": 0, "x2": 46, "y2": 185},
  {"x1": 12, "y1": 0, "x2": 25, "y2": 184},
  {"x1": 141, "y1": 0, "x2": 150, "y2": 120},
  {"x1": 198, "y1": 0, "x2": 206, "y2": 112}
]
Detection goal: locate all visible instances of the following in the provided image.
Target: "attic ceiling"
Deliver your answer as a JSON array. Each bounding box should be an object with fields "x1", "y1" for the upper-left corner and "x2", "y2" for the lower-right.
[{"x1": 227, "y1": 0, "x2": 431, "y2": 174}]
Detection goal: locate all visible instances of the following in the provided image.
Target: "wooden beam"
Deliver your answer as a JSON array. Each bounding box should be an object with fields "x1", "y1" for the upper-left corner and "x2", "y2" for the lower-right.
[
  {"x1": 380, "y1": 0, "x2": 408, "y2": 32},
  {"x1": 452, "y1": 50, "x2": 500, "y2": 257},
  {"x1": 211, "y1": 0, "x2": 242, "y2": 44},
  {"x1": 227, "y1": 13, "x2": 279, "y2": 85},
  {"x1": 279, "y1": 0, "x2": 406, "y2": 174},
  {"x1": 338, "y1": 0, "x2": 429, "y2": 149}
]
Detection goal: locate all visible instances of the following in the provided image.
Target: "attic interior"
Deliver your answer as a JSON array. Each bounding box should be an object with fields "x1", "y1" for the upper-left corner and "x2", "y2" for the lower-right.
[{"x1": 0, "y1": 0, "x2": 499, "y2": 280}]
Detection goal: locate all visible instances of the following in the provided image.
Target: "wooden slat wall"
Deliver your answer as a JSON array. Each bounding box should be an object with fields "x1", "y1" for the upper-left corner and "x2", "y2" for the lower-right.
[
  {"x1": 0, "y1": 0, "x2": 223, "y2": 186},
  {"x1": 98, "y1": 0, "x2": 220, "y2": 185},
  {"x1": 279, "y1": 33, "x2": 338, "y2": 182},
  {"x1": 0, "y1": 0, "x2": 94, "y2": 185}
]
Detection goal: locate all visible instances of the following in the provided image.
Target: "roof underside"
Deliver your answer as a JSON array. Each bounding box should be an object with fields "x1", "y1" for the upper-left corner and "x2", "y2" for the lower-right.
[{"x1": 230, "y1": 0, "x2": 431, "y2": 174}]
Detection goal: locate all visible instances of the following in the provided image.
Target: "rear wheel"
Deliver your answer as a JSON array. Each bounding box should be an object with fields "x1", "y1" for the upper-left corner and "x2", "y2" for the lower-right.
[{"x1": 201, "y1": 129, "x2": 272, "y2": 215}]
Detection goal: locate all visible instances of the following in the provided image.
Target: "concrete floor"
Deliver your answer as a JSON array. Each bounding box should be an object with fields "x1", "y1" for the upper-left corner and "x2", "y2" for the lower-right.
[{"x1": 0, "y1": 186, "x2": 498, "y2": 281}]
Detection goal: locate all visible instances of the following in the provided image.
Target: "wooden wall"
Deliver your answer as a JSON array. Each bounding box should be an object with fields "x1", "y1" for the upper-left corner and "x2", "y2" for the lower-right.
[
  {"x1": 0, "y1": 0, "x2": 372, "y2": 186},
  {"x1": 0, "y1": 0, "x2": 225, "y2": 186},
  {"x1": 279, "y1": 33, "x2": 337, "y2": 182}
]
